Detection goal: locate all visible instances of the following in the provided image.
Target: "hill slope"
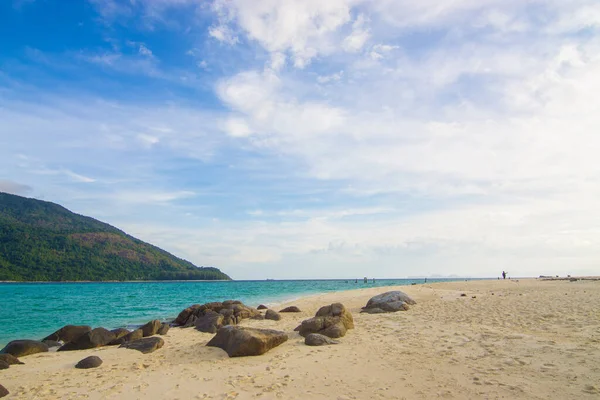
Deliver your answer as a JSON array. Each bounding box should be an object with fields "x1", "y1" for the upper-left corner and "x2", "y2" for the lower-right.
[{"x1": 0, "y1": 192, "x2": 231, "y2": 281}]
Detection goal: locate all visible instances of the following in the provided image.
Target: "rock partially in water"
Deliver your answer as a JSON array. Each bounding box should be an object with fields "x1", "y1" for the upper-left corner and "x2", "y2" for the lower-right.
[
  {"x1": 1, "y1": 340, "x2": 49, "y2": 357},
  {"x1": 120, "y1": 337, "x2": 164, "y2": 354},
  {"x1": 58, "y1": 328, "x2": 115, "y2": 351},
  {"x1": 42, "y1": 325, "x2": 91, "y2": 343},
  {"x1": 305, "y1": 333, "x2": 340, "y2": 346},
  {"x1": 75, "y1": 356, "x2": 103, "y2": 369},
  {"x1": 206, "y1": 326, "x2": 288, "y2": 357}
]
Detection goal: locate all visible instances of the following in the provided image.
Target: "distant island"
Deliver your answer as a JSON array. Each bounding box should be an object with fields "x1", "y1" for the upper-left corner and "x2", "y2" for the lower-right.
[{"x1": 0, "y1": 192, "x2": 231, "y2": 281}]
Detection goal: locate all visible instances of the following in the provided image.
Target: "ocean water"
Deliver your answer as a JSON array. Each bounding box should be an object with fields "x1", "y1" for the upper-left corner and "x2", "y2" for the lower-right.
[{"x1": 0, "y1": 278, "x2": 466, "y2": 347}]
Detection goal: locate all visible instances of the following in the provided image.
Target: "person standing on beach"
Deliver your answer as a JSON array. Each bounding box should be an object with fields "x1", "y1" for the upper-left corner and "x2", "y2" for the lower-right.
[{"x1": 502, "y1": 271, "x2": 507, "y2": 280}]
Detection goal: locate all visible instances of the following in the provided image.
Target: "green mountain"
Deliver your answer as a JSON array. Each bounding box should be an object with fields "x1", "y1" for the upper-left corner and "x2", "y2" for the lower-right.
[{"x1": 0, "y1": 192, "x2": 231, "y2": 281}]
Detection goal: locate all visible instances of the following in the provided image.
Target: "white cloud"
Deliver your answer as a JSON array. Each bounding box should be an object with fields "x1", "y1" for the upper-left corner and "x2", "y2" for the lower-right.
[
  {"x1": 342, "y1": 14, "x2": 370, "y2": 53},
  {"x1": 138, "y1": 44, "x2": 153, "y2": 57}
]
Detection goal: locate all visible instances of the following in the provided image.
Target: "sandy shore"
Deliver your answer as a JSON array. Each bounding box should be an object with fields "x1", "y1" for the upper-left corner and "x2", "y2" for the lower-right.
[{"x1": 2, "y1": 279, "x2": 600, "y2": 399}]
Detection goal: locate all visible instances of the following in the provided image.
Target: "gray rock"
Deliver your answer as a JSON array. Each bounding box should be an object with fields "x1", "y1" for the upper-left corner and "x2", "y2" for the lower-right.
[
  {"x1": 294, "y1": 303, "x2": 354, "y2": 338},
  {"x1": 109, "y1": 329, "x2": 143, "y2": 346},
  {"x1": 0, "y1": 361, "x2": 8, "y2": 370},
  {"x1": 119, "y1": 337, "x2": 164, "y2": 354},
  {"x1": 157, "y1": 323, "x2": 170, "y2": 335},
  {"x1": 175, "y1": 301, "x2": 261, "y2": 327},
  {"x1": 195, "y1": 310, "x2": 224, "y2": 334},
  {"x1": 279, "y1": 306, "x2": 301, "y2": 313},
  {"x1": 265, "y1": 309, "x2": 281, "y2": 321},
  {"x1": 206, "y1": 326, "x2": 288, "y2": 357},
  {"x1": 43, "y1": 325, "x2": 91, "y2": 343},
  {"x1": 0, "y1": 354, "x2": 24, "y2": 365},
  {"x1": 140, "y1": 320, "x2": 161, "y2": 337},
  {"x1": 0, "y1": 384, "x2": 8, "y2": 398},
  {"x1": 1, "y1": 340, "x2": 49, "y2": 357},
  {"x1": 305, "y1": 333, "x2": 340, "y2": 346},
  {"x1": 58, "y1": 328, "x2": 116, "y2": 351},
  {"x1": 257, "y1": 304, "x2": 268, "y2": 310},
  {"x1": 110, "y1": 328, "x2": 130, "y2": 341},
  {"x1": 75, "y1": 356, "x2": 103, "y2": 369},
  {"x1": 361, "y1": 291, "x2": 416, "y2": 314}
]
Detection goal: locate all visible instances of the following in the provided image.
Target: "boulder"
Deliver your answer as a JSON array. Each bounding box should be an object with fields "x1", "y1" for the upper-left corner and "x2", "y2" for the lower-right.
[
  {"x1": 279, "y1": 306, "x2": 301, "y2": 313},
  {"x1": 361, "y1": 291, "x2": 416, "y2": 314},
  {"x1": 265, "y1": 309, "x2": 281, "y2": 321},
  {"x1": 42, "y1": 340, "x2": 62, "y2": 348},
  {"x1": 360, "y1": 307, "x2": 387, "y2": 314},
  {"x1": 0, "y1": 384, "x2": 8, "y2": 398},
  {"x1": 109, "y1": 329, "x2": 143, "y2": 346},
  {"x1": 257, "y1": 304, "x2": 268, "y2": 310},
  {"x1": 0, "y1": 354, "x2": 23, "y2": 365},
  {"x1": 251, "y1": 313, "x2": 265, "y2": 320},
  {"x1": 206, "y1": 326, "x2": 288, "y2": 357},
  {"x1": 305, "y1": 333, "x2": 340, "y2": 346},
  {"x1": 1, "y1": 340, "x2": 49, "y2": 357},
  {"x1": 111, "y1": 328, "x2": 130, "y2": 340},
  {"x1": 119, "y1": 337, "x2": 164, "y2": 354},
  {"x1": 175, "y1": 301, "x2": 261, "y2": 328},
  {"x1": 0, "y1": 361, "x2": 8, "y2": 370},
  {"x1": 75, "y1": 356, "x2": 103, "y2": 369},
  {"x1": 195, "y1": 311, "x2": 225, "y2": 334},
  {"x1": 140, "y1": 320, "x2": 161, "y2": 337},
  {"x1": 157, "y1": 323, "x2": 170, "y2": 335},
  {"x1": 58, "y1": 328, "x2": 116, "y2": 351},
  {"x1": 295, "y1": 303, "x2": 354, "y2": 338},
  {"x1": 42, "y1": 325, "x2": 91, "y2": 343}
]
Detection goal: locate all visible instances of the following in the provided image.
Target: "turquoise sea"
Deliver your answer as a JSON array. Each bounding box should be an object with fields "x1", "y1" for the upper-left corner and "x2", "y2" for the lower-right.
[{"x1": 0, "y1": 279, "x2": 466, "y2": 347}]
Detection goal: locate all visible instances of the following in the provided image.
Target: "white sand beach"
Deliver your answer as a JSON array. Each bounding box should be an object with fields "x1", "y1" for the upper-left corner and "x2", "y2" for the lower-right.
[{"x1": 2, "y1": 278, "x2": 600, "y2": 399}]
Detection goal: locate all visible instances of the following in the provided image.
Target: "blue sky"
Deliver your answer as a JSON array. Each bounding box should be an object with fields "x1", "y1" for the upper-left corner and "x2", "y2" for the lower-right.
[{"x1": 1, "y1": 0, "x2": 599, "y2": 279}]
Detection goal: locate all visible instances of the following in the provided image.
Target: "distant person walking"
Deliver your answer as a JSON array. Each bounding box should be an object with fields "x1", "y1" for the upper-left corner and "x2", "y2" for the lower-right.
[{"x1": 502, "y1": 271, "x2": 507, "y2": 280}]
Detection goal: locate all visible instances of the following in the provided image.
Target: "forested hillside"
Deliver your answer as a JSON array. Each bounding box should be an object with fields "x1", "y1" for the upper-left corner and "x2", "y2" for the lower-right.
[{"x1": 0, "y1": 192, "x2": 231, "y2": 281}]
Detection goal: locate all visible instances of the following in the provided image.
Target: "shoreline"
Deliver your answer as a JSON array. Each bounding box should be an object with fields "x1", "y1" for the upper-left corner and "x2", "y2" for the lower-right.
[{"x1": 2, "y1": 278, "x2": 599, "y2": 399}]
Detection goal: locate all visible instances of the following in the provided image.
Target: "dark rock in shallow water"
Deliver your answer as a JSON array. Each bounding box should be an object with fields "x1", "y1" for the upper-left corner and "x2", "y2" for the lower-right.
[
  {"x1": 1, "y1": 340, "x2": 49, "y2": 357},
  {"x1": 0, "y1": 361, "x2": 8, "y2": 370},
  {"x1": 0, "y1": 384, "x2": 8, "y2": 398},
  {"x1": 361, "y1": 291, "x2": 416, "y2": 314},
  {"x1": 279, "y1": 306, "x2": 301, "y2": 313},
  {"x1": 109, "y1": 329, "x2": 143, "y2": 346},
  {"x1": 207, "y1": 326, "x2": 288, "y2": 357},
  {"x1": 295, "y1": 303, "x2": 354, "y2": 338},
  {"x1": 75, "y1": 356, "x2": 103, "y2": 369},
  {"x1": 42, "y1": 340, "x2": 62, "y2": 348},
  {"x1": 305, "y1": 333, "x2": 340, "y2": 346},
  {"x1": 157, "y1": 323, "x2": 170, "y2": 335},
  {"x1": 120, "y1": 337, "x2": 164, "y2": 354},
  {"x1": 257, "y1": 304, "x2": 268, "y2": 310},
  {"x1": 43, "y1": 325, "x2": 91, "y2": 343},
  {"x1": 58, "y1": 328, "x2": 115, "y2": 351},
  {"x1": 0, "y1": 354, "x2": 24, "y2": 365},
  {"x1": 140, "y1": 320, "x2": 161, "y2": 337},
  {"x1": 265, "y1": 309, "x2": 281, "y2": 321}
]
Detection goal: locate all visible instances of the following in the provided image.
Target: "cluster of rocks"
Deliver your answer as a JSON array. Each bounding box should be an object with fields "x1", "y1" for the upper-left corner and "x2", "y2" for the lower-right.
[
  {"x1": 294, "y1": 303, "x2": 354, "y2": 345},
  {"x1": 175, "y1": 300, "x2": 263, "y2": 333}
]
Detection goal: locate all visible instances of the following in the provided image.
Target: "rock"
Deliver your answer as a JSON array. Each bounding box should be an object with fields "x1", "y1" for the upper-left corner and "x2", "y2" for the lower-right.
[
  {"x1": 1, "y1": 340, "x2": 49, "y2": 357},
  {"x1": 111, "y1": 328, "x2": 130, "y2": 340},
  {"x1": 0, "y1": 354, "x2": 24, "y2": 365},
  {"x1": 42, "y1": 340, "x2": 62, "y2": 348},
  {"x1": 0, "y1": 361, "x2": 8, "y2": 370},
  {"x1": 361, "y1": 307, "x2": 386, "y2": 314},
  {"x1": 157, "y1": 323, "x2": 170, "y2": 335},
  {"x1": 175, "y1": 301, "x2": 261, "y2": 328},
  {"x1": 206, "y1": 326, "x2": 288, "y2": 357},
  {"x1": 119, "y1": 337, "x2": 164, "y2": 354},
  {"x1": 75, "y1": 356, "x2": 103, "y2": 369},
  {"x1": 361, "y1": 291, "x2": 416, "y2": 313},
  {"x1": 305, "y1": 333, "x2": 340, "y2": 346},
  {"x1": 195, "y1": 311, "x2": 225, "y2": 334},
  {"x1": 42, "y1": 325, "x2": 91, "y2": 343},
  {"x1": 460, "y1": 293, "x2": 467, "y2": 297},
  {"x1": 0, "y1": 384, "x2": 8, "y2": 398},
  {"x1": 58, "y1": 328, "x2": 116, "y2": 351},
  {"x1": 109, "y1": 329, "x2": 143, "y2": 346},
  {"x1": 265, "y1": 309, "x2": 281, "y2": 321},
  {"x1": 140, "y1": 320, "x2": 161, "y2": 337},
  {"x1": 257, "y1": 304, "x2": 268, "y2": 310},
  {"x1": 251, "y1": 313, "x2": 265, "y2": 320},
  {"x1": 279, "y1": 306, "x2": 301, "y2": 313},
  {"x1": 295, "y1": 303, "x2": 354, "y2": 338}
]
